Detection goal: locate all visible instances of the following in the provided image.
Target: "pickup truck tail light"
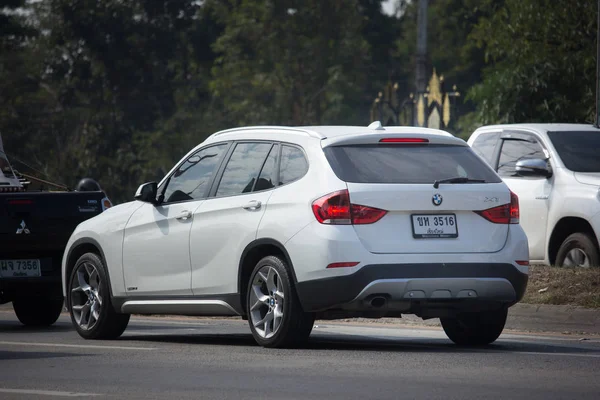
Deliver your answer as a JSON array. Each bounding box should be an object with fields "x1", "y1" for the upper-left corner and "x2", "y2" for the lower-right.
[{"x1": 101, "y1": 197, "x2": 112, "y2": 211}]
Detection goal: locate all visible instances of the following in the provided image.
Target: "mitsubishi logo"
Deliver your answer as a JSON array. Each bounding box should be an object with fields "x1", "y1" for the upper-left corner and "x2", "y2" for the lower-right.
[{"x1": 16, "y1": 220, "x2": 30, "y2": 234}]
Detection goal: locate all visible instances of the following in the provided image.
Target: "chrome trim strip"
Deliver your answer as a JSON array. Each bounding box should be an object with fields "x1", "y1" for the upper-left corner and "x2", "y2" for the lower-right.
[{"x1": 120, "y1": 299, "x2": 239, "y2": 316}]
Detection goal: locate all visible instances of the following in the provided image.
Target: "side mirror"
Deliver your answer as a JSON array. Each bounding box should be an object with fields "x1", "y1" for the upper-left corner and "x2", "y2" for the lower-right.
[
  {"x1": 134, "y1": 182, "x2": 158, "y2": 204},
  {"x1": 516, "y1": 159, "x2": 552, "y2": 178}
]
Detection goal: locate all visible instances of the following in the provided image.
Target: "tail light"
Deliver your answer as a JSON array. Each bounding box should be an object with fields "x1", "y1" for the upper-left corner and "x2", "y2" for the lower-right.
[
  {"x1": 8, "y1": 199, "x2": 33, "y2": 205},
  {"x1": 475, "y1": 190, "x2": 519, "y2": 224},
  {"x1": 312, "y1": 189, "x2": 387, "y2": 225}
]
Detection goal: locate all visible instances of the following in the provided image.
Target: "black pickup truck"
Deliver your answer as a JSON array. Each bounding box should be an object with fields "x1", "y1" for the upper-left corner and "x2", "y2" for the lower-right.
[{"x1": 1, "y1": 143, "x2": 109, "y2": 326}]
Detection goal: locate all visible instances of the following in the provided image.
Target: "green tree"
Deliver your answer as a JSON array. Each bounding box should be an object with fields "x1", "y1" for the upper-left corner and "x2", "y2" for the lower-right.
[
  {"x1": 1, "y1": 0, "x2": 223, "y2": 202},
  {"x1": 209, "y1": 0, "x2": 371, "y2": 126},
  {"x1": 467, "y1": 0, "x2": 596, "y2": 126}
]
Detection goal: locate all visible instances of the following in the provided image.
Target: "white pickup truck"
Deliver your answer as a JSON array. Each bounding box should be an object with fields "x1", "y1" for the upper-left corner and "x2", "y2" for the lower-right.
[{"x1": 468, "y1": 124, "x2": 600, "y2": 267}]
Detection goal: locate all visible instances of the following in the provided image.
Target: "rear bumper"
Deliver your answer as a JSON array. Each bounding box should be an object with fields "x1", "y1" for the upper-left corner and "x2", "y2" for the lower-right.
[{"x1": 295, "y1": 263, "x2": 528, "y2": 314}]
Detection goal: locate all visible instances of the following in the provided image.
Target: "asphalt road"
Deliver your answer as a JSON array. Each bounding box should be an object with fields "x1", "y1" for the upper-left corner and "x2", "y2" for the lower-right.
[{"x1": 0, "y1": 311, "x2": 599, "y2": 400}]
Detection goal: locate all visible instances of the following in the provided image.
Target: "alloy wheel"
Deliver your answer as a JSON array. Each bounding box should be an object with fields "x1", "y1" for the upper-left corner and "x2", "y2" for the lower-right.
[
  {"x1": 70, "y1": 262, "x2": 103, "y2": 330},
  {"x1": 563, "y1": 248, "x2": 590, "y2": 268},
  {"x1": 249, "y1": 265, "x2": 285, "y2": 339}
]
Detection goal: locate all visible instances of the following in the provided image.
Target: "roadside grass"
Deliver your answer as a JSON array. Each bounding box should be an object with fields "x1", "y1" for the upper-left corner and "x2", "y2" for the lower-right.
[{"x1": 523, "y1": 265, "x2": 600, "y2": 308}]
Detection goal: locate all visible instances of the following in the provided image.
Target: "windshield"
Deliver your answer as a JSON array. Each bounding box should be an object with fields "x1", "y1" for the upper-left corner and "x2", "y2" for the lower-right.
[
  {"x1": 547, "y1": 131, "x2": 600, "y2": 172},
  {"x1": 323, "y1": 144, "x2": 501, "y2": 184}
]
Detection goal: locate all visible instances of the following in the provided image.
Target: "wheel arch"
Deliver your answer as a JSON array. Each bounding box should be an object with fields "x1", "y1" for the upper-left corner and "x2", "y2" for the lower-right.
[
  {"x1": 64, "y1": 238, "x2": 115, "y2": 304},
  {"x1": 548, "y1": 217, "x2": 599, "y2": 265},
  {"x1": 237, "y1": 238, "x2": 297, "y2": 316}
]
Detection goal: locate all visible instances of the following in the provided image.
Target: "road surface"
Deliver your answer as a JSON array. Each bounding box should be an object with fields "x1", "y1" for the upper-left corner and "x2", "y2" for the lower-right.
[{"x1": 0, "y1": 312, "x2": 599, "y2": 399}]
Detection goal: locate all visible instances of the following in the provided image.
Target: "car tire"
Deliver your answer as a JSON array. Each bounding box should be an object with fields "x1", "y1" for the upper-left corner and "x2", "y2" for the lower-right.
[
  {"x1": 441, "y1": 308, "x2": 507, "y2": 346},
  {"x1": 555, "y1": 232, "x2": 600, "y2": 268},
  {"x1": 246, "y1": 255, "x2": 315, "y2": 348},
  {"x1": 13, "y1": 295, "x2": 64, "y2": 327},
  {"x1": 67, "y1": 252, "x2": 130, "y2": 340}
]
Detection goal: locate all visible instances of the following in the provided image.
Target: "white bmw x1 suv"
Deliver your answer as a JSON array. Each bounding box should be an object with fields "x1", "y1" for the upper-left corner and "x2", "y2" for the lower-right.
[{"x1": 62, "y1": 123, "x2": 529, "y2": 348}]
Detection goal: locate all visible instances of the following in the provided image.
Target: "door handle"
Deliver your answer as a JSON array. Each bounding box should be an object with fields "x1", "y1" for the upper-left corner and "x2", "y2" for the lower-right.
[
  {"x1": 176, "y1": 210, "x2": 192, "y2": 220},
  {"x1": 242, "y1": 200, "x2": 262, "y2": 211}
]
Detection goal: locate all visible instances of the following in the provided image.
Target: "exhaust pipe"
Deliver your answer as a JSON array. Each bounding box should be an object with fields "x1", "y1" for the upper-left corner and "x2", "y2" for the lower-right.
[{"x1": 370, "y1": 296, "x2": 387, "y2": 308}]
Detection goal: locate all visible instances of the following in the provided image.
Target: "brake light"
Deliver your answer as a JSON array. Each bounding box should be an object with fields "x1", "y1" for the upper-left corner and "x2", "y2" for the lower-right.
[
  {"x1": 475, "y1": 191, "x2": 519, "y2": 224},
  {"x1": 312, "y1": 189, "x2": 387, "y2": 225},
  {"x1": 379, "y1": 138, "x2": 429, "y2": 143}
]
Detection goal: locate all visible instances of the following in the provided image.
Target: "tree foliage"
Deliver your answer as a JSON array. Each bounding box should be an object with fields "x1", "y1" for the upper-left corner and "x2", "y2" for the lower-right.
[
  {"x1": 0, "y1": 0, "x2": 595, "y2": 201},
  {"x1": 467, "y1": 0, "x2": 597, "y2": 125},
  {"x1": 209, "y1": 0, "x2": 371, "y2": 125}
]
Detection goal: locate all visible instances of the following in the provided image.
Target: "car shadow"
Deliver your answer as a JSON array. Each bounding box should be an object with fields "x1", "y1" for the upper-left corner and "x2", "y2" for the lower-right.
[
  {"x1": 0, "y1": 350, "x2": 91, "y2": 361},
  {"x1": 0, "y1": 320, "x2": 74, "y2": 333},
  {"x1": 120, "y1": 331, "x2": 600, "y2": 356}
]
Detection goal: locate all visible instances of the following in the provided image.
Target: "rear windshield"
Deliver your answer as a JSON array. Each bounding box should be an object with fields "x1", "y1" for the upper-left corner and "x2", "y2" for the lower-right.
[{"x1": 324, "y1": 144, "x2": 502, "y2": 184}]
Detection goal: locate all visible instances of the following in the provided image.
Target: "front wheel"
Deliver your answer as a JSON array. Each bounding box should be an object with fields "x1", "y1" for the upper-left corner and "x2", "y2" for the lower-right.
[
  {"x1": 441, "y1": 309, "x2": 507, "y2": 345},
  {"x1": 246, "y1": 255, "x2": 314, "y2": 348},
  {"x1": 13, "y1": 296, "x2": 64, "y2": 327},
  {"x1": 67, "y1": 252, "x2": 130, "y2": 339}
]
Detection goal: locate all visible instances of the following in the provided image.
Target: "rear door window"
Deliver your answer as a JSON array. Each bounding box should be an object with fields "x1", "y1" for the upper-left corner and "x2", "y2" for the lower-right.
[
  {"x1": 470, "y1": 131, "x2": 500, "y2": 166},
  {"x1": 254, "y1": 144, "x2": 278, "y2": 191},
  {"x1": 215, "y1": 142, "x2": 273, "y2": 197},
  {"x1": 324, "y1": 144, "x2": 501, "y2": 184}
]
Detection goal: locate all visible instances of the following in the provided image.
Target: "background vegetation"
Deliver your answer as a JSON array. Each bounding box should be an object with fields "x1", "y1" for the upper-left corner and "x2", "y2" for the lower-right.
[{"x1": 1, "y1": 0, "x2": 596, "y2": 202}]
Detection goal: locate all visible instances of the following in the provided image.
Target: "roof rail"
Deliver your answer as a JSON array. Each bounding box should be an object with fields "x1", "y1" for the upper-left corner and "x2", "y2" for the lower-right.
[{"x1": 209, "y1": 126, "x2": 324, "y2": 139}]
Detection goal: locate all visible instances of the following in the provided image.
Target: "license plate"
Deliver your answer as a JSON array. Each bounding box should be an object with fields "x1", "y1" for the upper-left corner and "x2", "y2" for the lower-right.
[
  {"x1": 411, "y1": 214, "x2": 458, "y2": 238},
  {"x1": 0, "y1": 259, "x2": 41, "y2": 278}
]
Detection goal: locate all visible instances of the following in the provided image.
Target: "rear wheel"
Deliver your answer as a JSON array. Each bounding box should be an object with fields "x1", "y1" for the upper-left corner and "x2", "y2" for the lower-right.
[
  {"x1": 67, "y1": 252, "x2": 129, "y2": 339},
  {"x1": 246, "y1": 255, "x2": 314, "y2": 348},
  {"x1": 13, "y1": 296, "x2": 63, "y2": 327},
  {"x1": 555, "y1": 232, "x2": 600, "y2": 268},
  {"x1": 441, "y1": 308, "x2": 507, "y2": 345}
]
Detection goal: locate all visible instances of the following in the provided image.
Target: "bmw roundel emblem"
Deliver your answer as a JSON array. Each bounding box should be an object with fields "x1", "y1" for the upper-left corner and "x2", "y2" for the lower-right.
[{"x1": 432, "y1": 193, "x2": 443, "y2": 206}]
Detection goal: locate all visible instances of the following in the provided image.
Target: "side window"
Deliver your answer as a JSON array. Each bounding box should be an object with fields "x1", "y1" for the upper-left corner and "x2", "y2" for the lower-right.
[
  {"x1": 497, "y1": 137, "x2": 546, "y2": 177},
  {"x1": 216, "y1": 142, "x2": 273, "y2": 197},
  {"x1": 161, "y1": 144, "x2": 228, "y2": 203},
  {"x1": 470, "y1": 131, "x2": 500, "y2": 166},
  {"x1": 279, "y1": 145, "x2": 308, "y2": 185},
  {"x1": 254, "y1": 144, "x2": 278, "y2": 192}
]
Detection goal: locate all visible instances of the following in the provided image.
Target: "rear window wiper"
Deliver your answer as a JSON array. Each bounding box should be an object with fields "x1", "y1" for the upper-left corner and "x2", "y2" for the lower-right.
[{"x1": 433, "y1": 176, "x2": 485, "y2": 189}]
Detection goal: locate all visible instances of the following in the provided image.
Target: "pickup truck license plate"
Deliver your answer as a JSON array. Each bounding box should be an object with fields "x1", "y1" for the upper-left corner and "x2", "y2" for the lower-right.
[
  {"x1": 0, "y1": 259, "x2": 41, "y2": 278},
  {"x1": 411, "y1": 214, "x2": 458, "y2": 238}
]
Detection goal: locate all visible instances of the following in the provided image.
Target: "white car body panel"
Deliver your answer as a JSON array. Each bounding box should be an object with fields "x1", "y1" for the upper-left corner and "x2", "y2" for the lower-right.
[
  {"x1": 122, "y1": 201, "x2": 201, "y2": 296},
  {"x1": 189, "y1": 190, "x2": 272, "y2": 295}
]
